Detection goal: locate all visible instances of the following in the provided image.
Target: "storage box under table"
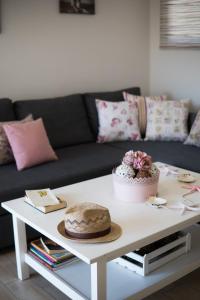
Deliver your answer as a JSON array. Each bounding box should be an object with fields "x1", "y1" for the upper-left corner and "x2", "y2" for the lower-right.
[{"x1": 115, "y1": 231, "x2": 191, "y2": 276}]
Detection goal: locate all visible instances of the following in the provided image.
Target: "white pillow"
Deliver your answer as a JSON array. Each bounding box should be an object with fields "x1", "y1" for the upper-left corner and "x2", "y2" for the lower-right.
[
  {"x1": 96, "y1": 99, "x2": 141, "y2": 143},
  {"x1": 145, "y1": 99, "x2": 189, "y2": 141}
]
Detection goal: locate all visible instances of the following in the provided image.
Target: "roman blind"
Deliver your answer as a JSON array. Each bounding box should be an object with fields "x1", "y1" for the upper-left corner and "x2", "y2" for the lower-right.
[{"x1": 160, "y1": 0, "x2": 200, "y2": 47}]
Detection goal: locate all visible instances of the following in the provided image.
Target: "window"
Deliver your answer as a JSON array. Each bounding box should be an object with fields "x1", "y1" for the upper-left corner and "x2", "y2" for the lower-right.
[{"x1": 160, "y1": 0, "x2": 200, "y2": 47}]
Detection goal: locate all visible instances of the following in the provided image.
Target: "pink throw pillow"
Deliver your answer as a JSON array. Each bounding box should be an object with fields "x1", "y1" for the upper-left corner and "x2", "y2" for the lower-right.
[
  {"x1": 0, "y1": 115, "x2": 33, "y2": 165},
  {"x1": 3, "y1": 119, "x2": 58, "y2": 171}
]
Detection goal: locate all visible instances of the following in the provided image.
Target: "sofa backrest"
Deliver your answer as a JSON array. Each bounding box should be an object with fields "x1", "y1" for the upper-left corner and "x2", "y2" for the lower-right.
[
  {"x1": 0, "y1": 98, "x2": 15, "y2": 121},
  {"x1": 14, "y1": 94, "x2": 94, "y2": 149},
  {"x1": 84, "y1": 87, "x2": 141, "y2": 137},
  {"x1": 2, "y1": 93, "x2": 196, "y2": 148}
]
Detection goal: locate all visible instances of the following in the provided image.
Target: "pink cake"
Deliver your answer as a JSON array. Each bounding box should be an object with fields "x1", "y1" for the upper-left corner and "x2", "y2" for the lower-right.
[{"x1": 113, "y1": 151, "x2": 159, "y2": 203}]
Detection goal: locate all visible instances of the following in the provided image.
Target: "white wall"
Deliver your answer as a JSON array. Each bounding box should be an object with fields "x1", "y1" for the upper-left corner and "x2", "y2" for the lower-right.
[
  {"x1": 0, "y1": 0, "x2": 150, "y2": 101},
  {"x1": 150, "y1": 0, "x2": 200, "y2": 111}
]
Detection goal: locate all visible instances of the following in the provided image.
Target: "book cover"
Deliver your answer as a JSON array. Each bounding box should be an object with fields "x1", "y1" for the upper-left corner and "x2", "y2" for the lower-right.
[
  {"x1": 30, "y1": 247, "x2": 55, "y2": 266},
  {"x1": 30, "y1": 238, "x2": 74, "y2": 262},
  {"x1": 24, "y1": 196, "x2": 67, "y2": 214},
  {"x1": 25, "y1": 189, "x2": 59, "y2": 207},
  {"x1": 29, "y1": 251, "x2": 53, "y2": 270},
  {"x1": 29, "y1": 251, "x2": 78, "y2": 271},
  {"x1": 40, "y1": 236, "x2": 68, "y2": 254}
]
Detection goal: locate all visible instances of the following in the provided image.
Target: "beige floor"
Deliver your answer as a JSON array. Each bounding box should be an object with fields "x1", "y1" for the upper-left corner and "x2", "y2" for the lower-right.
[{"x1": 0, "y1": 250, "x2": 200, "y2": 300}]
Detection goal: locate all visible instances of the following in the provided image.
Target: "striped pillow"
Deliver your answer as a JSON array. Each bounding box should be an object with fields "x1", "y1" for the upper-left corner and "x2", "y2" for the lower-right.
[{"x1": 123, "y1": 92, "x2": 167, "y2": 135}]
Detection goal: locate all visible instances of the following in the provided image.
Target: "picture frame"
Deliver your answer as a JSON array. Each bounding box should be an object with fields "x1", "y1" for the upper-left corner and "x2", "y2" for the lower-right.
[
  {"x1": 160, "y1": 0, "x2": 200, "y2": 48},
  {"x1": 60, "y1": 0, "x2": 95, "y2": 15}
]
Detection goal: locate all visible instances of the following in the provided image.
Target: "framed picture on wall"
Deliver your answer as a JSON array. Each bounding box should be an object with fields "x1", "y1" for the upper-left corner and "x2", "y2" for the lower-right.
[
  {"x1": 60, "y1": 0, "x2": 95, "y2": 15},
  {"x1": 160, "y1": 0, "x2": 200, "y2": 47},
  {"x1": 0, "y1": 0, "x2": 1, "y2": 33}
]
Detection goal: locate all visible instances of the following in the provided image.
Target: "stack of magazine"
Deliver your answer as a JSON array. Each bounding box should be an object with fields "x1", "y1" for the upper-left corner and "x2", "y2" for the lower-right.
[{"x1": 29, "y1": 237, "x2": 77, "y2": 271}]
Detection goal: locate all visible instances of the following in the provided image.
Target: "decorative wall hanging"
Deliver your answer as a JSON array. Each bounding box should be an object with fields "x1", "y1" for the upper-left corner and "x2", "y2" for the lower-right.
[
  {"x1": 60, "y1": 0, "x2": 95, "y2": 15},
  {"x1": 160, "y1": 0, "x2": 200, "y2": 47}
]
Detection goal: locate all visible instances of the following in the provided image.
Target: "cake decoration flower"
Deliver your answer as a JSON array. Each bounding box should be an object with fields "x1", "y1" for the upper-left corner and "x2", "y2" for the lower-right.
[
  {"x1": 123, "y1": 150, "x2": 152, "y2": 171},
  {"x1": 132, "y1": 151, "x2": 152, "y2": 170},
  {"x1": 122, "y1": 150, "x2": 135, "y2": 167}
]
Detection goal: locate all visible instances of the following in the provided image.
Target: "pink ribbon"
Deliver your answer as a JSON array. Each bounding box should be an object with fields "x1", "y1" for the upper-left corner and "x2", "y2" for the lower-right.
[
  {"x1": 182, "y1": 185, "x2": 200, "y2": 191},
  {"x1": 182, "y1": 185, "x2": 200, "y2": 197}
]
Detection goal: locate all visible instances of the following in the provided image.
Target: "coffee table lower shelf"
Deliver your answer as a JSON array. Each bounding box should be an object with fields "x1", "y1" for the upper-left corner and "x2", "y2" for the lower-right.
[{"x1": 25, "y1": 226, "x2": 200, "y2": 300}]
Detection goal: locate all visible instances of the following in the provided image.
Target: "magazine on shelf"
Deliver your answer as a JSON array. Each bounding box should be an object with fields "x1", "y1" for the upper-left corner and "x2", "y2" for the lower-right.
[
  {"x1": 29, "y1": 250, "x2": 78, "y2": 271},
  {"x1": 29, "y1": 237, "x2": 77, "y2": 271},
  {"x1": 24, "y1": 189, "x2": 67, "y2": 213},
  {"x1": 31, "y1": 238, "x2": 73, "y2": 258},
  {"x1": 39, "y1": 237, "x2": 69, "y2": 255}
]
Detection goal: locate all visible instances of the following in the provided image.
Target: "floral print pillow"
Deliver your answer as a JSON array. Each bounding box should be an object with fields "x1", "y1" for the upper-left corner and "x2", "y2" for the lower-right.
[
  {"x1": 96, "y1": 99, "x2": 141, "y2": 143},
  {"x1": 0, "y1": 115, "x2": 33, "y2": 165},
  {"x1": 184, "y1": 111, "x2": 200, "y2": 147},
  {"x1": 145, "y1": 99, "x2": 189, "y2": 141},
  {"x1": 123, "y1": 92, "x2": 167, "y2": 135}
]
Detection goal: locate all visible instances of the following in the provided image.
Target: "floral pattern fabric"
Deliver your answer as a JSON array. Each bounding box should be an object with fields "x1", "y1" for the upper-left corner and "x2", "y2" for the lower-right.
[
  {"x1": 123, "y1": 92, "x2": 167, "y2": 135},
  {"x1": 0, "y1": 115, "x2": 33, "y2": 165},
  {"x1": 184, "y1": 110, "x2": 200, "y2": 147},
  {"x1": 96, "y1": 99, "x2": 141, "y2": 143},
  {"x1": 145, "y1": 99, "x2": 189, "y2": 141}
]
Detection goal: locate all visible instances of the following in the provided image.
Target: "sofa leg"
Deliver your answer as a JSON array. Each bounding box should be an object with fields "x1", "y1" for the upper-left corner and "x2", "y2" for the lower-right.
[{"x1": 12, "y1": 215, "x2": 30, "y2": 280}]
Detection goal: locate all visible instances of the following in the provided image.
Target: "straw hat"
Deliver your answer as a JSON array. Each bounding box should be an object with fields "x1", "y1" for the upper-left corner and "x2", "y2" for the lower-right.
[{"x1": 57, "y1": 202, "x2": 122, "y2": 243}]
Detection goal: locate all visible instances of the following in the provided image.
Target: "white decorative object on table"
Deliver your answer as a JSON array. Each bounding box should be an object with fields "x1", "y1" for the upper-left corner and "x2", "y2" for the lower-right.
[
  {"x1": 157, "y1": 163, "x2": 180, "y2": 177},
  {"x1": 178, "y1": 174, "x2": 196, "y2": 183},
  {"x1": 147, "y1": 196, "x2": 167, "y2": 209},
  {"x1": 115, "y1": 164, "x2": 135, "y2": 178}
]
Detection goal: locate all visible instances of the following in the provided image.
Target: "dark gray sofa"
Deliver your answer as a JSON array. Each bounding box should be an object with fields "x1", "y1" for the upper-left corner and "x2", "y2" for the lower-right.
[{"x1": 0, "y1": 88, "x2": 199, "y2": 249}]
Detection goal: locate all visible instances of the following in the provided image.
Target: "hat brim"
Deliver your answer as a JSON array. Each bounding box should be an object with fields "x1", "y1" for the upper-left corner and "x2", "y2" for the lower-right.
[{"x1": 57, "y1": 221, "x2": 122, "y2": 244}]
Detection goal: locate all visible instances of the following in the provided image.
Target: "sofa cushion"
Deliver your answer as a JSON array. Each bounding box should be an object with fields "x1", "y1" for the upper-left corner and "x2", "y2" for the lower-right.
[
  {"x1": 145, "y1": 99, "x2": 189, "y2": 142},
  {"x1": 188, "y1": 112, "x2": 197, "y2": 131},
  {"x1": 4, "y1": 118, "x2": 58, "y2": 170},
  {"x1": 108, "y1": 141, "x2": 200, "y2": 173},
  {"x1": 185, "y1": 111, "x2": 200, "y2": 147},
  {"x1": 14, "y1": 95, "x2": 94, "y2": 148},
  {"x1": 96, "y1": 99, "x2": 141, "y2": 143},
  {"x1": 84, "y1": 87, "x2": 141, "y2": 137},
  {"x1": 123, "y1": 93, "x2": 167, "y2": 136},
  {"x1": 0, "y1": 115, "x2": 33, "y2": 166},
  {"x1": 0, "y1": 98, "x2": 15, "y2": 121},
  {"x1": 0, "y1": 143, "x2": 123, "y2": 216}
]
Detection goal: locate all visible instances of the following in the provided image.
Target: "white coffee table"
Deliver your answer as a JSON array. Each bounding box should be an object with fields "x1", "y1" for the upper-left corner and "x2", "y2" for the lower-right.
[{"x1": 2, "y1": 163, "x2": 200, "y2": 300}]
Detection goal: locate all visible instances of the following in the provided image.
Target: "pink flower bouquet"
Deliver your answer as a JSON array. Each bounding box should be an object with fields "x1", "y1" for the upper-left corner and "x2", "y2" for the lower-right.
[{"x1": 123, "y1": 150, "x2": 152, "y2": 171}]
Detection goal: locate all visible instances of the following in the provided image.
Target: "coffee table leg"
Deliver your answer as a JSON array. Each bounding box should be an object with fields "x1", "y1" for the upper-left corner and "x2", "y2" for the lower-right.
[
  {"x1": 91, "y1": 260, "x2": 106, "y2": 300},
  {"x1": 12, "y1": 215, "x2": 30, "y2": 280}
]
